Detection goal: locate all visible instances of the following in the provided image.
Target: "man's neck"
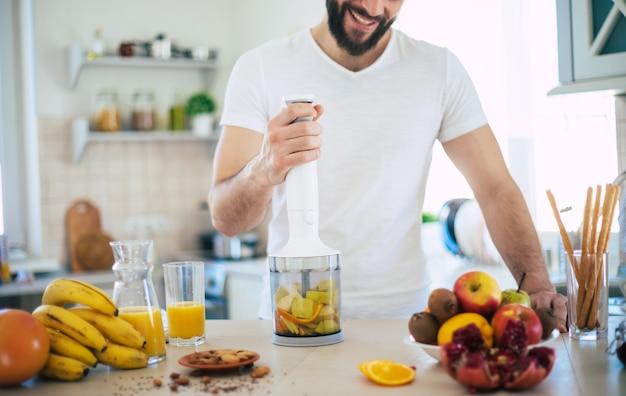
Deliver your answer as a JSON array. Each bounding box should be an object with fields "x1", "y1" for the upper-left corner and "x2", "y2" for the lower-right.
[{"x1": 310, "y1": 17, "x2": 391, "y2": 72}]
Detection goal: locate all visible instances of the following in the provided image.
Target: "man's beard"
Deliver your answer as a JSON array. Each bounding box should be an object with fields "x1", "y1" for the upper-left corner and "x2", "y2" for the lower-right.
[{"x1": 326, "y1": 0, "x2": 395, "y2": 56}]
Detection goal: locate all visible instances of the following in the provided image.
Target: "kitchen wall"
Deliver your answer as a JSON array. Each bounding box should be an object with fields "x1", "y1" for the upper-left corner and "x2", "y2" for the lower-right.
[
  {"x1": 33, "y1": 0, "x2": 324, "y2": 263},
  {"x1": 28, "y1": 1, "x2": 626, "y2": 273}
]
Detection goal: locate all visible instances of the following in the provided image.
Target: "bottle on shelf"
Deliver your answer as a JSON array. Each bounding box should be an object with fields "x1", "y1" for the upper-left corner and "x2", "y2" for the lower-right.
[
  {"x1": 94, "y1": 88, "x2": 121, "y2": 132},
  {"x1": 132, "y1": 90, "x2": 156, "y2": 131},
  {"x1": 88, "y1": 29, "x2": 106, "y2": 60},
  {"x1": 169, "y1": 92, "x2": 186, "y2": 131},
  {"x1": 0, "y1": 235, "x2": 11, "y2": 285}
]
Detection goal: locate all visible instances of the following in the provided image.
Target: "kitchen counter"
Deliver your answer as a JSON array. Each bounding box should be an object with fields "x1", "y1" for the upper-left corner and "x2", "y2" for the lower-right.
[{"x1": 4, "y1": 316, "x2": 625, "y2": 395}]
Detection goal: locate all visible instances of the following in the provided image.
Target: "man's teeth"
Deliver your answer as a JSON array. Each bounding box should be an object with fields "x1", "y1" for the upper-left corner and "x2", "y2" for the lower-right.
[{"x1": 350, "y1": 10, "x2": 375, "y2": 25}]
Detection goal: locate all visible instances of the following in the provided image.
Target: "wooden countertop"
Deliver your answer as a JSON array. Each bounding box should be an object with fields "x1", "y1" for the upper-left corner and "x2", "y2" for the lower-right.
[{"x1": 4, "y1": 317, "x2": 625, "y2": 395}]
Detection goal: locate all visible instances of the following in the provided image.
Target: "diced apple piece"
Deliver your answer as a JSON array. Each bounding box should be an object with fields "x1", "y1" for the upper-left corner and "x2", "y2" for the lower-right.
[
  {"x1": 305, "y1": 290, "x2": 332, "y2": 304},
  {"x1": 289, "y1": 283, "x2": 302, "y2": 297},
  {"x1": 332, "y1": 290, "x2": 340, "y2": 310},
  {"x1": 324, "y1": 319, "x2": 339, "y2": 333},
  {"x1": 274, "y1": 285, "x2": 289, "y2": 304},
  {"x1": 280, "y1": 316, "x2": 299, "y2": 334},
  {"x1": 315, "y1": 319, "x2": 340, "y2": 334},
  {"x1": 317, "y1": 279, "x2": 336, "y2": 292},
  {"x1": 291, "y1": 297, "x2": 314, "y2": 319},
  {"x1": 319, "y1": 305, "x2": 335, "y2": 319},
  {"x1": 276, "y1": 295, "x2": 294, "y2": 312}
]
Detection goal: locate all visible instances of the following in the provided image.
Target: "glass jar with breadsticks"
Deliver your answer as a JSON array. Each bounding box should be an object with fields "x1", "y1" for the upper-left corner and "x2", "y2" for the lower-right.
[{"x1": 547, "y1": 184, "x2": 620, "y2": 340}]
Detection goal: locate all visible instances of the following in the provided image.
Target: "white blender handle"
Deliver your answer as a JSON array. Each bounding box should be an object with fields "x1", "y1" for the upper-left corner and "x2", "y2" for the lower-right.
[{"x1": 271, "y1": 95, "x2": 339, "y2": 259}]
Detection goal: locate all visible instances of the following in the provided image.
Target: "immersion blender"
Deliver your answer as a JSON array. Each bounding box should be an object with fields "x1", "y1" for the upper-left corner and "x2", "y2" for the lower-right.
[{"x1": 269, "y1": 94, "x2": 343, "y2": 346}]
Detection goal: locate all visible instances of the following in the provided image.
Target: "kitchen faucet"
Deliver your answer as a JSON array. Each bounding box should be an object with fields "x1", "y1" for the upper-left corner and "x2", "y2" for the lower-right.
[{"x1": 613, "y1": 170, "x2": 626, "y2": 277}]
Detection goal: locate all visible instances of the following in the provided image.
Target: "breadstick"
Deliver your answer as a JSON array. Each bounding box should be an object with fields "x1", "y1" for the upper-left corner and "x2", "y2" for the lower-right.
[
  {"x1": 576, "y1": 187, "x2": 594, "y2": 328},
  {"x1": 546, "y1": 190, "x2": 578, "y2": 279},
  {"x1": 580, "y1": 185, "x2": 608, "y2": 328},
  {"x1": 589, "y1": 185, "x2": 602, "y2": 253},
  {"x1": 587, "y1": 184, "x2": 619, "y2": 328}
]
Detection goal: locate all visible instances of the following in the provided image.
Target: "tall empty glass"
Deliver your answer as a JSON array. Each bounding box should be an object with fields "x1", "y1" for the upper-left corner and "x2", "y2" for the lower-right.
[
  {"x1": 163, "y1": 261, "x2": 206, "y2": 347},
  {"x1": 110, "y1": 240, "x2": 166, "y2": 364}
]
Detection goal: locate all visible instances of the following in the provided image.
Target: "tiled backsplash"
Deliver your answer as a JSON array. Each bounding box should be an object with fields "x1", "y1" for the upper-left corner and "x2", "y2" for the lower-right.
[{"x1": 38, "y1": 117, "x2": 217, "y2": 265}]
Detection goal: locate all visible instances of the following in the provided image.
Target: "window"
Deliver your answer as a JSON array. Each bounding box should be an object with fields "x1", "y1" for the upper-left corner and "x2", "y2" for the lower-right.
[{"x1": 395, "y1": 0, "x2": 617, "y2": 230}]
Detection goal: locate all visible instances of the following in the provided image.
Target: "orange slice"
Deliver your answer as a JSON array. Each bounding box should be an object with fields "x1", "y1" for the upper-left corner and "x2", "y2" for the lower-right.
[{"x1": 359, "y1": 360, "x2": 415, "y2": 386}]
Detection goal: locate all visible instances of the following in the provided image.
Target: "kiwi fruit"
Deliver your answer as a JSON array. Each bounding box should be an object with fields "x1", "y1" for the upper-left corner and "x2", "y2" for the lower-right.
[
  {"x1": 428, "y1": 288, "x2": 459, "y2": 324},
  {"x1": 408, "y1": 311, "x2": 440, "y2": 345},
  {"x1": 535, "y1": 306, "x2": 558, "y2": 339}
]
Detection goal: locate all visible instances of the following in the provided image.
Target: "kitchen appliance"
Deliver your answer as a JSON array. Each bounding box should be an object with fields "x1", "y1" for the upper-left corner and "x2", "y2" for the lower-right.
[
  {"x1": 439, "y1": 198, "x2": 501, "y2": 265},
  {"x1": 213, "y1": 232, "x2": 259, "y2": 260},
  {"x1": 268, "y1": 95, "x2": 343, "y2": 347},
  {"x1": 203, "y1": 262, "x2": 228, "y2": 319}
]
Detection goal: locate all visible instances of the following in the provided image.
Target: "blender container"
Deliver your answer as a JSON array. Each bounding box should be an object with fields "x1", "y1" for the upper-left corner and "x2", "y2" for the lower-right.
[{"x1": 269, "y1": 94, "x2": 343, "y2": 347}]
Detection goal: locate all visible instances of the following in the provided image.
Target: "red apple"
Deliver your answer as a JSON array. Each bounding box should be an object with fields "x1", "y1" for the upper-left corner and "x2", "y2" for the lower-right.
[
  {"x1": 453, "y1": 270, "x2": 502, "y2": 318},
  {"x1": 491, "y1": 303, "x2": 543, "y2": 346}
]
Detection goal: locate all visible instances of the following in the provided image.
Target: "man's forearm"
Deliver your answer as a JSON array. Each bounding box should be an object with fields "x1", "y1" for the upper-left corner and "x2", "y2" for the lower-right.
[
  {"x1": 481, "y1": 185, "x2": 555, "y2": 294},
  {"x1": 209, "y1": 161, "x2": 274, "y2": 237}
]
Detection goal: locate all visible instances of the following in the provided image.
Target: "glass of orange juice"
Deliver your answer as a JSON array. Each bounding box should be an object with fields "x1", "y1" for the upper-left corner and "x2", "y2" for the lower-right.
[{"x1": 163, "y1": 261, "x2": 205, "y2": 346}]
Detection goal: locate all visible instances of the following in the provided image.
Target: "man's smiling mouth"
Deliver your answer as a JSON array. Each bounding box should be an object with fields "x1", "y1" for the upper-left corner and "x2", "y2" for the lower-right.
[{"x1": 349, "y1": 9, "x2": 377, "y2": 26}]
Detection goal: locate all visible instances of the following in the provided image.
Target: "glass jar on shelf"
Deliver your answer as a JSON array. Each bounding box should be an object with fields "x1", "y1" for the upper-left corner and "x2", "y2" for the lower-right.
[
  {"x1": 132, "y1": 89, "x2": 156, "y2": 131},
  {"x1": 94, "y1": 88, "x2": 120, "y2": 132}
]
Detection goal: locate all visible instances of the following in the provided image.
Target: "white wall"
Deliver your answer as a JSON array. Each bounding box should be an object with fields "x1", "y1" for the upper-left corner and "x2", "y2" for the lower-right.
[{"x1": 33, "y1": 0, "x2": 324, "y2": 118}]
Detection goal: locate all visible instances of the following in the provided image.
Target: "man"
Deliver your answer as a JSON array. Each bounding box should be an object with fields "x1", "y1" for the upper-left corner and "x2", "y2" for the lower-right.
[{"x1": 209, "y1": 0, "x2": 567, "y2": 330}]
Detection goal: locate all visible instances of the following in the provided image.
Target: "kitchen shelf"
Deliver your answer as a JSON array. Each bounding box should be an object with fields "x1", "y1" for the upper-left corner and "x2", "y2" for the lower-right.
[
  {"x1": 66, "y1": 42, "x2": 219, "y2": 89},
  {"x1": 71, "y1": 117, "x2": 218, "y2": 163}
]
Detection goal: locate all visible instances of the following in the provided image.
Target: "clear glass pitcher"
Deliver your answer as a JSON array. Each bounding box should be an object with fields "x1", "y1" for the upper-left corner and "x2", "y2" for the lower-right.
[{"x1": 110, "y1": 240, "x2": 166, "y2": 364}]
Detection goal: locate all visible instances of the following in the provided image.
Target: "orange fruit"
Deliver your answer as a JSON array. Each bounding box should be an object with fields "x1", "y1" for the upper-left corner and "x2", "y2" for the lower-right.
[
  {"x1": 359, "y1": 359, "x2": 415, "y2": 386},
  {"x1": 437, "y1": 312, "x2": 493, "y2": 347}
]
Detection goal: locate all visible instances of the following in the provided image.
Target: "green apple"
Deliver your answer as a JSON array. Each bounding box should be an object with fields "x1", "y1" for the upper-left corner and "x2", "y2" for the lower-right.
[
  {"x1": 500, "y1": 272, "x2": 531, "y2": 307},
  {"x1": 500, "y1": 288, "x2": 531, "y2": 307}
]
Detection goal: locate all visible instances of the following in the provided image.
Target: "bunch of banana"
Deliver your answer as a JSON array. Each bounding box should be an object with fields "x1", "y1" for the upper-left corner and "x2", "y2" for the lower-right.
[
  {"x1": 42, "y1": 278, "x2": 118, "y2": 316},
  {"x1": 33, "y1": 278, "x2": 151, "y2": 381},
  {"x1": 41, "y1": 353, "x2": 91, "y2": 382}
]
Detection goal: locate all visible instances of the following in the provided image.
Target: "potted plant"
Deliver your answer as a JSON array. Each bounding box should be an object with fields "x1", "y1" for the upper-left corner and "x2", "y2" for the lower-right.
[{"x1": 186, "y1": 91, "x2": 216, "y2": 136}]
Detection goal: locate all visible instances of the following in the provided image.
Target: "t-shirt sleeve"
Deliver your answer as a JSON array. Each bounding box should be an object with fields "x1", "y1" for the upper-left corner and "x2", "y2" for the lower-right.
[
  {"x1": 219, "y1": 49, "x2": 268, "y2": 135},
  {"x1": 437, "y1": 50, "x2": 488, "y2": 143}
]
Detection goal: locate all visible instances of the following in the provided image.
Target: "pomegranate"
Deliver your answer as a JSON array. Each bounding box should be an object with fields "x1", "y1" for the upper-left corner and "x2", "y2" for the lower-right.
[{"x1": 440, "y1": 321, "x2": 555, "y2": 392}]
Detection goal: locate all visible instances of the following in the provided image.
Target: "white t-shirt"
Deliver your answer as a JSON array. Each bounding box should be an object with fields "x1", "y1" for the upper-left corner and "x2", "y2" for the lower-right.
[{"x1": 220, "y1": 29, "x2": 488, "y2": 319}]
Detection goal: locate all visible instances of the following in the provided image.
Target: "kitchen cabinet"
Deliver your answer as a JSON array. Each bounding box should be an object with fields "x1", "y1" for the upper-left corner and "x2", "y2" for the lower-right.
[
  {"x1": 551, "y1": 0, "x2": 626, "y2": 95},
  {"x1": 224, "y1": 260, "x2": 266, "y2": 320},
  {"x1": 66, "y1": 43, "x2": 220, "y2": 163}
]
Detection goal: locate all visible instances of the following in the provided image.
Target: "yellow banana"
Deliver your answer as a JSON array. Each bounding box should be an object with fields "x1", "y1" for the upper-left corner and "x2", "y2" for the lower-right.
[
  {"x1": 32, "y1": 305, "x2": 107, "y2": 352},
  {"x1": 40, "y1": 353, "x2": 90, "y2": 381},
  {"x1": 45, "y1": 326, "x2": 98, "y2": 368},
  {"x1": 42, "y1": 278, "x2": 118, "y2": 316},
  {"x1": 68, "y1": 307, "x2": 147, "y2": 350},
  {"x1": 93, "y1": 341, "x2": 148, "y2": 370}
]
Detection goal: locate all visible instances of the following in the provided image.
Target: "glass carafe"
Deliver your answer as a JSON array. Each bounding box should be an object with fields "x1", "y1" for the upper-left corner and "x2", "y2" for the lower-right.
[{"x1": 110, "y1": 240, "x2": 166, "y2": 364}]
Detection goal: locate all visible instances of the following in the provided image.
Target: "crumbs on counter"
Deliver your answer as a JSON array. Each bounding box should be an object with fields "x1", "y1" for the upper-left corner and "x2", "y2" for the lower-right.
[{"x1": 108, "y1": 365, "x2": 273, "y2": 394}]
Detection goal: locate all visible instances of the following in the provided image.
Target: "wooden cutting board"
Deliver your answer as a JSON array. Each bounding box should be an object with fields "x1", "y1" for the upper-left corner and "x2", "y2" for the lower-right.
[{"x1": 66, "y1": 199, "x2": 113, "y2": 272}]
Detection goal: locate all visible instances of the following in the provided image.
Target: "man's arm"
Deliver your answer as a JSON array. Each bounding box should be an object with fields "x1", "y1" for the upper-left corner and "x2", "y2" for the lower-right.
[
  {"x1": 442, "y1": 124, "x2": 568, "y2": 331},
  {"x1": 209, "y1": 126, "x2": 271, "y2": 236},
  {"x1": 209, "y1": 103, "x2": 324, "y2": 236}
]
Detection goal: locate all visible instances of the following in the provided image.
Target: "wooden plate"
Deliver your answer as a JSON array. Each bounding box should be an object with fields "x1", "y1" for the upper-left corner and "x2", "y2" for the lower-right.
[{"x1": 178, "y1": 351, "x2": 260, "y2": 372}]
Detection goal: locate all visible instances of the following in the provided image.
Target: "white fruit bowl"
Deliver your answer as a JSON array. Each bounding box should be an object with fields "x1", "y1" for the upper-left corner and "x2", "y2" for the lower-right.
[{"x1": 403, "y1": 329, "x2": 561, "y2": 362}]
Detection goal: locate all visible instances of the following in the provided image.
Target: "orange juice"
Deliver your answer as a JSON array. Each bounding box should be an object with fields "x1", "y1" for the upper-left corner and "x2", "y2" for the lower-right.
[
  {"x1": 167, "y1": 302, "x2": 205, "y2": 339},
  {"x1": 118, "y1": 306, "x2": 166, "y2": 362}
]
